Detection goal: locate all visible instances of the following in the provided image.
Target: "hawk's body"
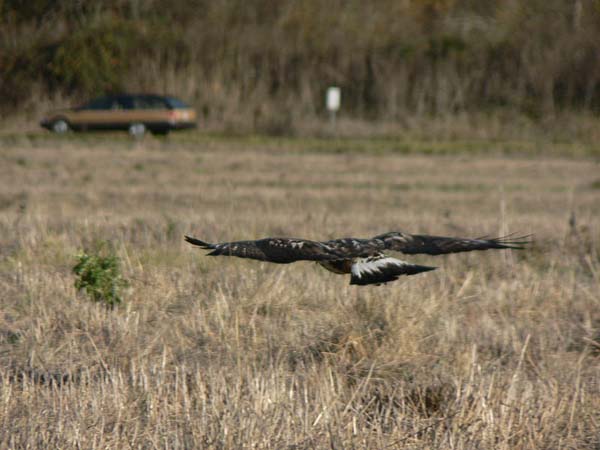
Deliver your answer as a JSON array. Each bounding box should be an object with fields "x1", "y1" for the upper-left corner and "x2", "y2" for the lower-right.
[{"x1": 184, "y1": 231, "x2": 530, "y2": 286}]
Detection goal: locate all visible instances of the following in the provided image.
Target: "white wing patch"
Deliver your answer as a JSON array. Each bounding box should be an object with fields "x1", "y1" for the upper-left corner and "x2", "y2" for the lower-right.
[
  {"x1": 350, "y1": 255, "x2": 435, "y2": 285},
  {"x1": 351, "y1": 256, "x2": 409, "y2": 279},
  {"x1": 268, "y1": 239, "x2": 305, "y2": 249}
]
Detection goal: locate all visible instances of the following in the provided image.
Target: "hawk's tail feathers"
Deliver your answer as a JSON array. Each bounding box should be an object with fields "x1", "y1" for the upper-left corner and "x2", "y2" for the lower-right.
[
  {"x1": 350, "y1": 256, "x2": 436, "y2": 286},
  {"x1": 184, "y1": 235, "x2": 218, "y2": 250}
]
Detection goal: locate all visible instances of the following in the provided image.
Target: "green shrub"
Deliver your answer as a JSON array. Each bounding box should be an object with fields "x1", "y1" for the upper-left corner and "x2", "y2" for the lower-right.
[{"x1": 73, "y1": 242, "x2": 127, "y2": 308}]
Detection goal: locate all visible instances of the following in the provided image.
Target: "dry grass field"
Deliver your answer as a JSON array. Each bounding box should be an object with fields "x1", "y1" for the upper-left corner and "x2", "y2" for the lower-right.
[{"x1": 0, "y1": 134, "x2": 599, "y2": 449}]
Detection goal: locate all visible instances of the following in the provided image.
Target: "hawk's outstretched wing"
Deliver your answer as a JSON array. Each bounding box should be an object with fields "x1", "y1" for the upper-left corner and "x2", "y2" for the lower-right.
[
  {"x1": 372, "y1": 232, "x2": 531, "y2": 256},
  {"x1": 184, "y1": 235, "x2": 342, "y2": 264}
]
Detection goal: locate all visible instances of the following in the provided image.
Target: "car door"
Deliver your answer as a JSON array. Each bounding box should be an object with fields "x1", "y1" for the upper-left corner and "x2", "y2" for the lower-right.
[
  {"x1": 109, "y1": 96, "x2": 135, "y2": 128},
  {"x1": 69, "y1": 97, "x2": 114, "y2": 129},
  {"x1": 131, "y1": 96, "x2": 169, "y2": 126}
]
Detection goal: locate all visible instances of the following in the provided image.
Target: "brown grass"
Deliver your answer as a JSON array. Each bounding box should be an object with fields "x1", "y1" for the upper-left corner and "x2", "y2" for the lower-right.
[{"x1": 0, "y1": 135, "x2": 599, "y2": 449}]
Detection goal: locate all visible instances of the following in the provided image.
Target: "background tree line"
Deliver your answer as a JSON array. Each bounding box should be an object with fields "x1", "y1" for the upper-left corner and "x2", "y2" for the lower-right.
[{"x1": 1, "y1": 0, "x2": 599, "y2": 132}]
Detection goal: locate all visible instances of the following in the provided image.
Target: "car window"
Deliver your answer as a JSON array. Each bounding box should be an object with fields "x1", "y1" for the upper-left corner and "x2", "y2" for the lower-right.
[
  {"x1": 82, "y1": 97, "x2": 114, "y2": 110},
  {"x1": 165, "y1": 97, "x2": 190, "y2": 109},
  {"x1": 109, "y1": 99, "x2": 123, "y2": 110},
  {"x1": 134, "y1": 96, "x2": 167, "y2": 109},
  {"x1": 116, "y1": 97, "x2": 134, "y2": 110}
]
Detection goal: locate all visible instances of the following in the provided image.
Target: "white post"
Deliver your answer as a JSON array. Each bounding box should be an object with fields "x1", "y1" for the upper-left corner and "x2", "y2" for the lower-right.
[{"x1": 326, "y1": 87, "x2": 341, "y2": 134}]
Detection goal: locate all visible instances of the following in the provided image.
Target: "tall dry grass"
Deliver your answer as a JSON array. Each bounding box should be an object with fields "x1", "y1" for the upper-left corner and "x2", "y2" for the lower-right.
[{"x1": 0, "y1": 137, "x2": 599, "y2": 448}]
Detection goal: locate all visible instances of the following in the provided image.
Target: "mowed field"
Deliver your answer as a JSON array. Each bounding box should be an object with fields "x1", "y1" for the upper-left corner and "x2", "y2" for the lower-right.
[{"x1": 0, "y1": 135, "x2": 599, "y2": 449}]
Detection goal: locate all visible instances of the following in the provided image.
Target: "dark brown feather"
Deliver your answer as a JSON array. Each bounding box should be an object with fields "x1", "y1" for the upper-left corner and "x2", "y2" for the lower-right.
[
  {"x1": 372, "y1": 232, "x2": 531, "y2": 255},
  {"x1": 185, "y1": 236, "x2": 343, "y2": 264}
]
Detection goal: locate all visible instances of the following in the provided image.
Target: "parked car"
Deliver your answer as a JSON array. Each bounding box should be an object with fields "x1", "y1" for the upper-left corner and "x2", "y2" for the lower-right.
[{"x1": 40, "y1": 94, "x2": 197, "y2": 136}]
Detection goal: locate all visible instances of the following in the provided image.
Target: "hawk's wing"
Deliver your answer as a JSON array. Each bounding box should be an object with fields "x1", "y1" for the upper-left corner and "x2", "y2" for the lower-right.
[
  {"x1": 184, "y1": 235, "x2": 342, "y2": 264},
  {"x1": 372, "y1": 232, "x2": 531, "y2": 256},
  {"x1": 350, "y1": 254, "x2": 436, "y2": 286}
]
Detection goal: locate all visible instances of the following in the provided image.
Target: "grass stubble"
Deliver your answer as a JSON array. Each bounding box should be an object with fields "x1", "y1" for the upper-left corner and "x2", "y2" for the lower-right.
[{"x1": 0, "y1": 135, "x2": 599, "y2": 449}]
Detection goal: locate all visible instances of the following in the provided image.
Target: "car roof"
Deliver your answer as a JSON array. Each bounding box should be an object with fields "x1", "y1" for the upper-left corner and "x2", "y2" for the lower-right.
[
  {"x1": 80, "y1": 94, "x2": 191, "y2": 109},
  {"x1": 107, "y1": 94, "x2": 174, "y2": 100}
]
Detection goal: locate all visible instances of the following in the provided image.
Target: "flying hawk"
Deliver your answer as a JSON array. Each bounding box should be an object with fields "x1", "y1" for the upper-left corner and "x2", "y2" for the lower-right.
[{"x1": 184, "y1": 231, "x2": 530, "y2": 286}]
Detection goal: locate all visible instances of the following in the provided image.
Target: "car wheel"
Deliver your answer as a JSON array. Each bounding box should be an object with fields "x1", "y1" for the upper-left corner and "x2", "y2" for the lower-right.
[
  {"x1": 52, "y1": 119, "x2": 70, "y2": 134},
  {"x1": 128, "y1": 123, "x2": 146, "y2": 138}
]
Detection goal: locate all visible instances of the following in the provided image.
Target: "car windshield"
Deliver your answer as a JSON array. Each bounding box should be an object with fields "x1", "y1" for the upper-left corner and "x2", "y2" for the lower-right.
[{"x1": 165, "y1": 97, "x2": 190, "y2": 109}]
